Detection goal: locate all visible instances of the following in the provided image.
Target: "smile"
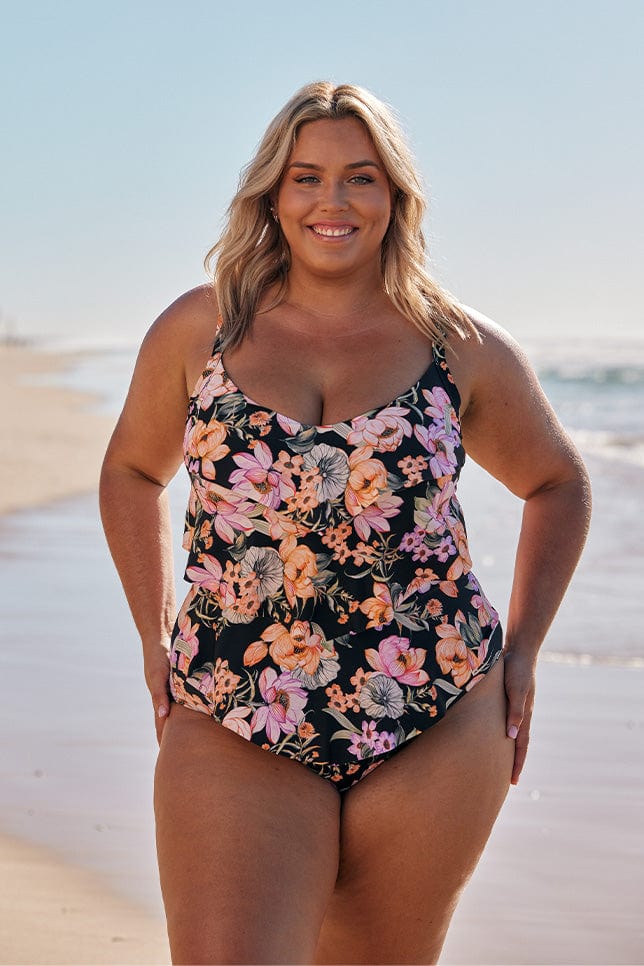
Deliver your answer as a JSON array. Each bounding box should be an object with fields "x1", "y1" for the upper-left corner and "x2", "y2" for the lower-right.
[{"x1": 310, "y1": 225, "x2": 357, "y2": 237}]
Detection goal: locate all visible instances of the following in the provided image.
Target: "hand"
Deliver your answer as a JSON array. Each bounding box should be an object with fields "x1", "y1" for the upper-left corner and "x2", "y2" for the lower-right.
[
  {"x1": 503, "y1": 648, "x2": 537, "y2": 785},
  {"x1": 143, "y1": 641, "x2": 172, "y2": 746}
]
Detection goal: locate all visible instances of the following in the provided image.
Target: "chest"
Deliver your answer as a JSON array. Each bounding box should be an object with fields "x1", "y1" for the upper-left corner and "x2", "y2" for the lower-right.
[{"x1": 220, "y1": 327, "x2": 436, "y2": 427}]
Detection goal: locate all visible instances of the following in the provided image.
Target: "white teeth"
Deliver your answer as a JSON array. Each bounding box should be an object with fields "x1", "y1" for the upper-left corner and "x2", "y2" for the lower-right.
[{"x1": 312, "y1": 225, "x2": 354, "y2": 237}]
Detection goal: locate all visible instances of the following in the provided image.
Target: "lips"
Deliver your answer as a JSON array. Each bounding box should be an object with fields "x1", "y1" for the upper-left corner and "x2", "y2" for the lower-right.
[{"x1": 310, "y1": 224, "x2": 357, "y2": 237}]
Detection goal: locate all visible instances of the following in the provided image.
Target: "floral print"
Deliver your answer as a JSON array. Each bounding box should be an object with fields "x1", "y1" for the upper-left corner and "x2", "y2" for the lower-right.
[{"x1": 169, "y1": 333, "x2": 503, "y2": 791}]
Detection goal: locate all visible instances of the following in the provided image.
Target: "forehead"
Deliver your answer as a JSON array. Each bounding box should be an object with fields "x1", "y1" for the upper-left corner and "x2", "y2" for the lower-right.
[{"x1": 289, "y1": 117, "x2": 381, "y2": 162}]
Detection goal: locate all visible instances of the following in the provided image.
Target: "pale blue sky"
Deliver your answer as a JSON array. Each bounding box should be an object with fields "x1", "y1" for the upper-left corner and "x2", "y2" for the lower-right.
[{"x1": 1, "y1": 0, "x2": 642, "y2": 345}]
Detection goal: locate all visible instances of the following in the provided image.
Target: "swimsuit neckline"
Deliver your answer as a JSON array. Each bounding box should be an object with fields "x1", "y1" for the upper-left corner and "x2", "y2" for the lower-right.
[{"x1": 214, "y1": 349, "x2": 443, "y2": 431}]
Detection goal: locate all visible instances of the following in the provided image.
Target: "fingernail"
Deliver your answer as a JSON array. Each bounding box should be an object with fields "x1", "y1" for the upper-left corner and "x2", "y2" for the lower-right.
[
  {"x1": 158, "y1": 706, "x2": 168, "y2": 719},
  {"x1": 507, "y1": 725, "x2": 518, "y2": 740}
]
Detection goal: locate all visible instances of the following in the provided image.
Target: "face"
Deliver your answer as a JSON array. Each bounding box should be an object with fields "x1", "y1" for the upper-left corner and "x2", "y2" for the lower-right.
[{"x1": 274, "y1": 117, "x2": 393, "y2": 280}]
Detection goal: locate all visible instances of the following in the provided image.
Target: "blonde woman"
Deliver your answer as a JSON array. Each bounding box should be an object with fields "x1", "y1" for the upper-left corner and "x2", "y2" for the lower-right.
[{"x1": 100, "y1": 82, "x2": 591, "y2": 964}]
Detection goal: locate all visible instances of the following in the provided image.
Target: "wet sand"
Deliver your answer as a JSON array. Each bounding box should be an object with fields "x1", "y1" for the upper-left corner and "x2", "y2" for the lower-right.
[{"x1": 1, "y1": 345, "x2": 643, "y2": 965}]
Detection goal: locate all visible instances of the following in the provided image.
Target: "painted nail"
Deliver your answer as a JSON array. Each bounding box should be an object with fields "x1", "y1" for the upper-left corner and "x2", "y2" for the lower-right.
[
  {"x1": 507, "y1": 725, "x2": 518, "y2": 740},
  {"x1": 157, "y1": 706, "x2": 168, "y2": 719}
]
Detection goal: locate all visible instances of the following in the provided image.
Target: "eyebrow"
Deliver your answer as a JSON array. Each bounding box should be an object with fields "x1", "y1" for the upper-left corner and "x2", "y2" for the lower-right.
[{"x1": 287, "y1": 160, "x2": 381, "y2": 171}]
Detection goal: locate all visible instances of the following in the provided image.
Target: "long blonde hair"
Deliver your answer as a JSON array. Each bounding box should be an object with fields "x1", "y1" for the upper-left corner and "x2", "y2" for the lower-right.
[{"x1": 204, "y1": 81, "x2": 475, "y2": 348}]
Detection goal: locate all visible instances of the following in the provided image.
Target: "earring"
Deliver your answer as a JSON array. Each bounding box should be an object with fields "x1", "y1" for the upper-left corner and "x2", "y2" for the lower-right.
[{"x1": 270, "y1": 206, "x2": 279, "y2": 223}]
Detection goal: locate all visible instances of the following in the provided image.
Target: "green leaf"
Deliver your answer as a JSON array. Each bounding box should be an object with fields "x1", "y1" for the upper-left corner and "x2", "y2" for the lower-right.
[
  {"x1": 329, "y1": 729, "x2": 358, "y2": 741},
  {"x1": 395, "y1": 613, "x2": 425, "y2": 631},
  {"x1": 285, "y1": 427, "x2": 319, "y2": 453},
  {"x1": 322, "y1": 707, "x2": 360, "y2": 733},
  {"x1": 434, "y1": 679, "x2": 462, "y2": 696}
]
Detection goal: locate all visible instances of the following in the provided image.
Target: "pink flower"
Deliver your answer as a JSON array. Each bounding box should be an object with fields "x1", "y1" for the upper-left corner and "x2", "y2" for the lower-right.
[
  {"x1": 195, "y1": 365, "x2": 231, "y2": 409},
  {"x1": 373, "y1": 730, "x2": 397, "y2": 754},
  {"x1": 421, "y1": 386, "x2": 458, "y2": 427},
  {"x1": 413, "y1": 482, "x2": 455, "y2": 535},
  {"x1": 348, "y1": 720, "x2": 381, "y2": 759},
  {"x1": 229, "y1": 441, "x2": 294, "y2": 508},
  {"x1": 185, "y1": 553, "x2": 224, "y2": 593},
  {"x1": 250, "y1": 668, "x2": 307, "y2": 743},
  {"x1": 276, "y1": 413, "x2": 303, "y2": 436},
  {"x1": 222, "y1": 706, "x2": 252, "y2": 740},
  {"x1": 365, "y1": 635, "x2": 430, "y2": 686},
  {"x1": 353, "y1": 491, "x2": 403, "y2": 541},
  {"x1": 347, "y1": 407, "x2": 412, "y2": 452},
  {"x1": 413, "y1": 424, "x2": 457, "y2": 478},
  {"x1": 471, "y1": 591, "x2": 495, "y2": 628},
  {"x1": 194, "y1": 481, "x2": 256, "y2": 544}
]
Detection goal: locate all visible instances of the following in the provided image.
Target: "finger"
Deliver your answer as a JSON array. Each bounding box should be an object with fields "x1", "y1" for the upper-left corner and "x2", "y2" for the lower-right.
[
  {"x1": 505, "y1": 680, "x2": 527, "y2": 741},
  {"x1": 151, "y1": 685, "x2": 171, "y2": 745},
  {"x1": 511, "y1": 712, "x2": 532, "y2": 785}
]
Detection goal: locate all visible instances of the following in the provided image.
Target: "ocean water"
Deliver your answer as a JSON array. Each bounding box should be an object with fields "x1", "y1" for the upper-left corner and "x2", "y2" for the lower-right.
[{"x1": 0, "y1": 334, "x2": 642, "y2": 912}]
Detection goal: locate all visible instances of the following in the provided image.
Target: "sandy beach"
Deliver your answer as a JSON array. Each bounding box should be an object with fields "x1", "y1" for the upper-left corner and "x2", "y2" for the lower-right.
[
  {"x1": 0, "y1": 345, "x2": 170, "y2": 963},
  {"x1": 1, "y1": 345, "x2": 643, "y2": 965},
  {"x1": 0, "y1": 345, "x2": 115, "y2": 516}
]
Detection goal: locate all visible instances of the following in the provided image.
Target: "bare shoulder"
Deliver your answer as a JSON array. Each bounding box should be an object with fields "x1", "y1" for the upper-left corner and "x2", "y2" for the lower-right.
[
  {"x1": 445, "y1": 304, "x2": 533, "y2": 401},
  {"x1": 143, "y1": 284, "x2": 218, "y2": 386},
  {"x1": 102, "y1": 285, "x2": 218, "y2": 484},
  {"x1": 446, "y1": 304, "x2": 587, "y2": 499}
]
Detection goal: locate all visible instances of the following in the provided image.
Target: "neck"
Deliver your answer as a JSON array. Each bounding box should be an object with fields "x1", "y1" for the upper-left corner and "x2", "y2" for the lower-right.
[{"x1": 279, "y1": 265, "x2": 390, "y2": 329}]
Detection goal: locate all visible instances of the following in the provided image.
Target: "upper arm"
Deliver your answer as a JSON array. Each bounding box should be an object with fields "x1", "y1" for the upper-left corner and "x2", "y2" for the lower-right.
[
  {"x1": 103, "y1": 285, "x2": 217, "y2": 486},
  {"x1": 453, "y1": 309, "x2": 586, "y2": 500}
]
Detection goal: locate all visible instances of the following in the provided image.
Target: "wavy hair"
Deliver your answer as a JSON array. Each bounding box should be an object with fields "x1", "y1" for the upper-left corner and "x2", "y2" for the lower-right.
[{"x1": 204, "y1": 81, "x2": 476, "y2": 348}]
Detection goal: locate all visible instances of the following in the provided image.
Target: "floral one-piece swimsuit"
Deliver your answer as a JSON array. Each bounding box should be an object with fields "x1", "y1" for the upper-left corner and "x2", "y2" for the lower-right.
[{"x1": 168, "y1": 329, "x2": 504, "y2": 792}]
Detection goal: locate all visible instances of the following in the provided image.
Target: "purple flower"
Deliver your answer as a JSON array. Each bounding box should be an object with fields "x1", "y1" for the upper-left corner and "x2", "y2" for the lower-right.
[{"x1": 250, "y1": 668, "x2": 307, "y2": 743}]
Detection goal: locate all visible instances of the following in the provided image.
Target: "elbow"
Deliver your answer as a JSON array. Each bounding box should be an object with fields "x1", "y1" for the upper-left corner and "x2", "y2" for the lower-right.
[{"x1": 526, "y1": 458, "x2": 592, "y2": 528}]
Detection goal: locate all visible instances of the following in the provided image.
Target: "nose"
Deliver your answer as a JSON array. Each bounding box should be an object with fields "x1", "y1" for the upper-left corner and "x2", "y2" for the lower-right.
[{"x1": 319, "y1": 179, "x2": 349, "y2": 212}]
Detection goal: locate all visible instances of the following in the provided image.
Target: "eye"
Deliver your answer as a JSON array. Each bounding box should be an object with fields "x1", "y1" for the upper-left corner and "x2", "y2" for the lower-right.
[
  {"x1": 349, "y1": 175, "x2": 375, "y2": 184},
  {"x1": 294, "y1": 175, "x2": 320, "y2": 184}
]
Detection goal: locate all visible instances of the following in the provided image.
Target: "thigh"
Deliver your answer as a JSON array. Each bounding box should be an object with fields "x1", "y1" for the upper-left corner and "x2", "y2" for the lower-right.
[
  {"x1": 155, "y1": 702, "x2": 341, "y2": 964},
  {"x1": 315, "y1": 655, "x2": 513, "y2": 965}
]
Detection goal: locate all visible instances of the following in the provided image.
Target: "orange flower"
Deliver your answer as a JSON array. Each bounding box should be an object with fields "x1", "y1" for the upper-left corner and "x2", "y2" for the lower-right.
[
  {"x1": 298, "y1": 722, "x2": 317, "y2": 740},
  {"x1": 345, "y1": 446, "x2": 388, "y2": 515},
  {"x1": 185, "y1": 419, "x2": 230, "y2": 480},
  {"x1": 269, "y1": 620, "x2": 324, "y2": 675},
  {"x1": 359, "y1": 581, "x2": 394, "y2": 629},
  {"x1": 446, "y1": 521, "x2": 473, "y2": 580},
  {"x1": 325, "y1": 683, "x2": 350, "y2": 711},
  {"x1": 351, "y1": 541, "x2": 379, "y2": 567},
  {"x1": 321, "y1": 522, "x2": 351, "y2": 549},
  {"x1": 350, "y1": 667, "x2": 370, "y2": 691},
  {"x1": 249, "y1": 410, "x2": 271, "y2": 426},
  {"x1": 280, "y1": 536, "x2": 318, "y2": 606},
  {"x1": 435, "y1": 618, "x2": 479, "y2": 688},
  {"x1": 273, "y1": 451, "x2": 303, "y2": 478}
]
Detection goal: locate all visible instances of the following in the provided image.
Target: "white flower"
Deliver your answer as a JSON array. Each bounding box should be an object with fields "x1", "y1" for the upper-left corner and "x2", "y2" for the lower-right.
[
  {"x1": 302, "y1": 444, "x2": 350, "y2": 501},
  {"x1": 292, "y1": 658, "x2": 341, "y2": 690},
  {"x1": 239, "y1": 546, "x2": 283, "y2": 600},
  {"x1": 359, "y1": 673, "x2": 405, "y2": 719}
]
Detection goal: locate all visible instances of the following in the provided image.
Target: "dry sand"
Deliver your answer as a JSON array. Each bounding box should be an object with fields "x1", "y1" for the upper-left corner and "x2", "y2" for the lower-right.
[
  {"x1": 1, "y1": 345, "x2": 642, "y2": 965},
  {"x1": 0, "y1": 344, "x2": 115, "y2": 516},
  {"x1": 0, "y1": 833, "x2": 169, "y2": 964}
]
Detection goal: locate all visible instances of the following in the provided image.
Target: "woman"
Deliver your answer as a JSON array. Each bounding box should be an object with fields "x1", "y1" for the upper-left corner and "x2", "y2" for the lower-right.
[{"x1": 100, "y1": 82, "x2": 591, "y2": 964}]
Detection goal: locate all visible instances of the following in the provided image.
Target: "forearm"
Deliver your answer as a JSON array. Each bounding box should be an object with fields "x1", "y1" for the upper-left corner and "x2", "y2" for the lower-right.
[
  {"x1": 99, "y1": 462, "x2": 177, "y2": 653},
  {"x1": 505, "y1": 470, "x2": 592, "y2": 658}
]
